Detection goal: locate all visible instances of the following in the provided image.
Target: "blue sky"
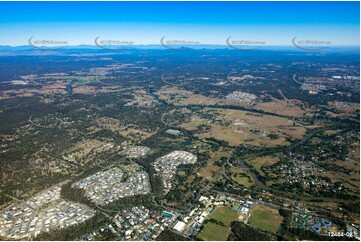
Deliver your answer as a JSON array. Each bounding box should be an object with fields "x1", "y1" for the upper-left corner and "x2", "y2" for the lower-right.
[{"x1": 0, "y1": 1, "x2": 359, "y2": 46}]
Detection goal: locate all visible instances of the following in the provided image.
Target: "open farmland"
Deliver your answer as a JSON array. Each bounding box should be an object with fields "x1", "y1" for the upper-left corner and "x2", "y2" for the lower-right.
[{"x1": 179, "y1": 107, "x2": 309, "y2": 147}]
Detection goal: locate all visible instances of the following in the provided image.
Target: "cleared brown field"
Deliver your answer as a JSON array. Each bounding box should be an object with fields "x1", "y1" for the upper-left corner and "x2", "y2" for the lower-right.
[
  {"x1": 179, "y1": 107, "x2": 310, "y2": 147},
  {"x1": 155, "y1": 87, "x2": 221, "y2": 106},
  {"x1": 62, "y1": 139, "x2": 113, "y2": 165},
  {"x1": 198, "y1": 165, "x2": 221, "y2": 181},
  {"x1": 119, "y1": 126, "x2": 157, "y2": 142},
  {"x1": 253, "y1": 101, "x2": 306, "y2": 117},
  {"x1": 0, "y1": 79, "x2": 122, "y2": 99}
]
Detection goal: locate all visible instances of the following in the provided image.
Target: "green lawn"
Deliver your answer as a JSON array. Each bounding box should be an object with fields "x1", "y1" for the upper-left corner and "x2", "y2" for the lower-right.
[
  {"x1": 197, "y1": 222, "x2": 229, "y2": 241},
  {"x1": 197, "y1": 206, "x2": 239, "y2": 241},
  {"x1": 209, "y1": 206, "x2": 239, "y2": 226},
  {"x1": 248, "y1": 205, "x2": 283, "y2": 233}
]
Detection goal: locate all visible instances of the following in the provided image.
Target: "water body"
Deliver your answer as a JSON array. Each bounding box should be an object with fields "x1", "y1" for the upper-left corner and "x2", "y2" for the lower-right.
[
  {"x1": 66, "y1": 84, "x2": 73, "y2": 94},
  {"x1": 146, "y1": 87, "x2": 168, "y2": 105},
  {"x1": 181, "y1": 140, "x2": 192, "y2": 146}
]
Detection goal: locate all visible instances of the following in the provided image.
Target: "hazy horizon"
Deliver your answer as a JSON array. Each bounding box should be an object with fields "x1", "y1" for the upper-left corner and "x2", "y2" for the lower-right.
[{"x1": 0, "y1": 1, "x2": 359, "y2": 47}]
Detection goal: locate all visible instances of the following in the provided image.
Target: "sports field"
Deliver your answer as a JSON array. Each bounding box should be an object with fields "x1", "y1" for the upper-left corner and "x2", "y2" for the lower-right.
[
  {"x1": 209, "y1": 206, "x2": 239, "y2": 226},
  {"x1": 248, "y1": 205, "x2": 283, "y2": 232},
  {"x1": 197, "y1": 222, "x2": 229, "y2": 241},
  {"x1": 197, "y1": 206, "x2": 239, "y2": 241}
]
